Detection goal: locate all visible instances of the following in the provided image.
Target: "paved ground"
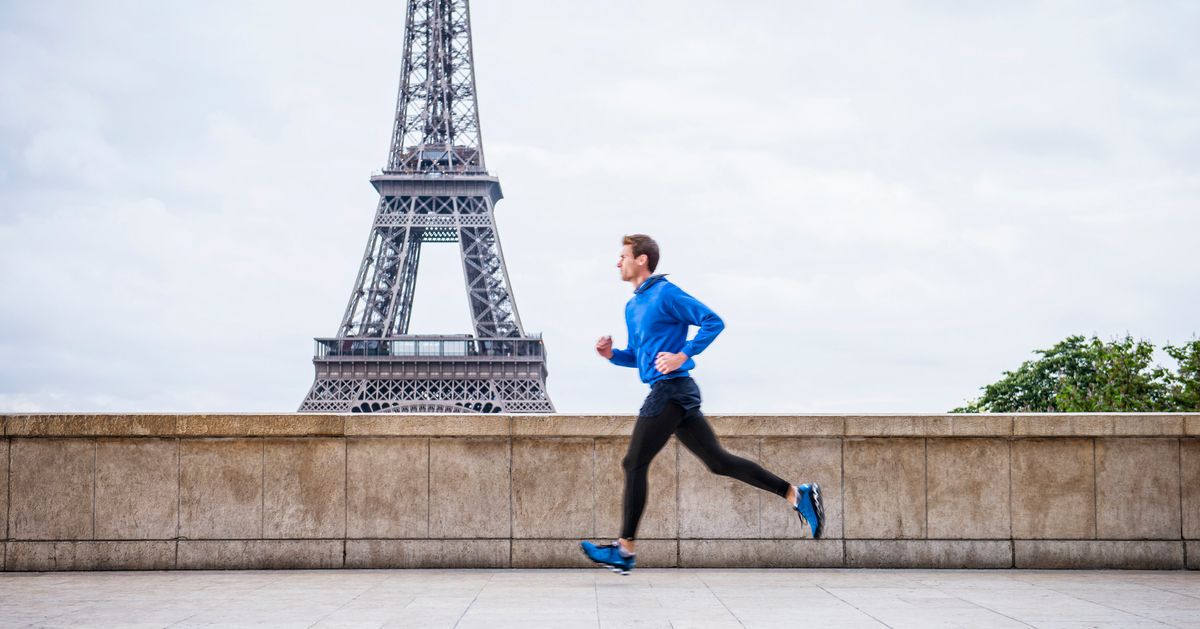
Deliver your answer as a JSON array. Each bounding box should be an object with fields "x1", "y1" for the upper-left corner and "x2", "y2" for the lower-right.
[{"x1": 0, "y1": 569, "x2": 1197, "y2": 628}]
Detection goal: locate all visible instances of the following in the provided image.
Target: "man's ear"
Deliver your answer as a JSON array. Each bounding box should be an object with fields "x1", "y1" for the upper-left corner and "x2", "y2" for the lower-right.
[{"x1": 636, "y1": 254, "x2": 649, "y2": 267}]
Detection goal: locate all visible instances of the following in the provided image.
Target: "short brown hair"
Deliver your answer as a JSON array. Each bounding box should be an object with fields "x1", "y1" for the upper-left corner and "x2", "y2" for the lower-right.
[{"x1": 623, "y1": 234, "x2": 659, "y2": 273}]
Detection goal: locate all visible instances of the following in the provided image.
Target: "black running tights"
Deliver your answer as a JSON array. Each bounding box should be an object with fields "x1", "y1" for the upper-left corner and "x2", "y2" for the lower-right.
[{"x1": 621, "y1": 402, "x2": 791, "y2": 540}]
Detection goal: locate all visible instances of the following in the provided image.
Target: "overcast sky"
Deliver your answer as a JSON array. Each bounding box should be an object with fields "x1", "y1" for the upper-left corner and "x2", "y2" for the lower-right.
[{"x1": 1, "y1": 1, "x2": 1197, "y2": 414}]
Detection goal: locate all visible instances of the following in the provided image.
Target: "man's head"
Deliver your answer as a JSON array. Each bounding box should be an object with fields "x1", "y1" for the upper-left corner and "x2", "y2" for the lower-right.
[{"x1": 617, "y1": 234, "x2": 659, "y2": 282}]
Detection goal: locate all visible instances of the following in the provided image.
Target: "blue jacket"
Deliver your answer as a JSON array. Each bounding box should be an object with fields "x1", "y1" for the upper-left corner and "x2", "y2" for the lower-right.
[{"x1": 609, "y1": 274, "x2": 725, "y2": 384}]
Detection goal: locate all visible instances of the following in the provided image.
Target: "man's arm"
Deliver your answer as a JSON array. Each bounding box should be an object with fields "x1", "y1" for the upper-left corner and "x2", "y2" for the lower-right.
[
  {"x1": 609, "y1": 346, "x2": 637, "y2": 368},
  {"x1": 664, "y1": 285, "x2": 725, "y2": 358}
]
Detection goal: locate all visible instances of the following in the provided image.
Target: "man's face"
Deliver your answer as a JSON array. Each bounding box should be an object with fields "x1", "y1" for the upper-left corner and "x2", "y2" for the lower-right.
[{"x1": 617, "y1": 244, "x2": 644, "y2": 281}]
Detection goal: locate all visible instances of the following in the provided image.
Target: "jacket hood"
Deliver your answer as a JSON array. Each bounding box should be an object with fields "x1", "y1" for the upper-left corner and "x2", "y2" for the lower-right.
[{"x1": 634, "y1": 274, "x2": 669, "y2": 294}]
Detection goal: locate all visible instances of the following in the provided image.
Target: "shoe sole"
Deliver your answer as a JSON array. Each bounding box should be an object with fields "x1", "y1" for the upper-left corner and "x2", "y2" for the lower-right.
[
  {"x1": 810, "y1": 482, "x2": 825, "y2": 539},
  {"x1": 587, "y1": 559, "x2": 631, "y2": 575}
]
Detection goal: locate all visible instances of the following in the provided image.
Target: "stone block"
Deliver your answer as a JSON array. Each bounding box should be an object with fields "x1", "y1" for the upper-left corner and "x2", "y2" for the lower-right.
[
  {"x1": 1014, "y1": 415, "x2": 1114, "y2": 436},
  {"x1": 945, "y1": 415, "x2": 1014, "y2": 436},
  {"x1": 1014, "y1": 540, "x2": 1184, "y2": 569},
  {"x1": 1183, "y1": 440, "x2": 1199, "y2": 540},
  {"x1": 9, "y1": 439, "x2": 93, "y2": 540},
  {"x1": 511, "y1": 415, "x2": 631, "y2": 437},
  {"x1": 429, "y1": 439, "x2": 510, "y2": 538},
  {"x1": 708, "y1": 415, "x2": 844, "y2": 437},
  {"x1": 623, "y1": 539, "x2": 678, "y2": 568},
  {"x1": 177, "y1": 540, "x2": 343, "y2": 569},
  {"x1": 5, "y1": 541, "x2": 175, "y2": 570},
  {"x1": 346, "y1": 415, "x2": 510, "y2": 437},
  {"x1": 846, "y1": 416, "x2": 952, "y2": 436},
  {"x1": 843, "y1": 438, "x2": 925, "y2": 539},
  {"x1": 847, "y1": 414, "x2": 1014, "y2": 437},
  {"x1": 678, "y1": 437, "x2": 761, "y2": 538},
  {"x1": 177, "y1": 415, "x2": 342, "y2": 437},
  {"x1": 927, "y1": 439, "x2": 1010, "y2": 539},
  {"x1": 1, "y1": 439, "x2": 8, "y2": 540},
  {"x1": 94, "y1": 439, "x2": 178, "y2": 540},
  {"x1": 1187, "y1": 415, "x2": 1200, "y2": 436},
  {"x1": 263, "y1": 438, "x2": 345, "y2": 538},
  {"x1": 679, "y1": 539, "x2": 842, "y2": 568},
  {"x1": 845, "y1": 540, "x2": 1011, "y2": 568},
  {"x1": 1112, "y1": 415, "x2": 1183, "y2": 436},
  {"x1": 1188, "y1": 542, "x2": 1199, "y2": 570},
  {"x1": 595, "y1": 438, "x2": 676, "y2": 539},
  {"x1": 5, "y1": 415, "x2": 175, "y2": 437},
  {"x1": 1096, "y1": 438, "x2": 1181, "y2": 539},
  {"x1": 346, "y1": 438, "x2": 428, "y2": 538},
  {"x1": 179, "y1": 439, "x2": 263, "y2": 539},
  {"x1": 511, "y1": 539, "x2": 595, "y2": 568},
  {"x1": 512, "y1": 439, "x2": 594, "y2": 538},
  {"x1": 760, "y1": 437, "x2": 842, "y2": 539},
  {"x1": 1011, "y1": 438, "x2": 1095, "y2": 539},
  {"x1": 345, "y1": 539, "x2": 509, "y2": 568}
]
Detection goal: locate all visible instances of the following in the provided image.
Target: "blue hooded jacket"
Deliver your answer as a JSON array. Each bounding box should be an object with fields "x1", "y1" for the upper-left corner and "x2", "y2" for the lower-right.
[{"x1": 609, "y1": 274, "x2": 725, "y2": 385}]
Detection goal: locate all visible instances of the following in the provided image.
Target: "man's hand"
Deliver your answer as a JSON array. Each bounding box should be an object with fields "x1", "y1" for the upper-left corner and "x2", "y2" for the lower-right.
[
  {"x1": 654, "y1": 351, "x2": 688, "y2": 374},
  {"x1": 595, "y1": 335, "x2": 614, "y2": 360}
]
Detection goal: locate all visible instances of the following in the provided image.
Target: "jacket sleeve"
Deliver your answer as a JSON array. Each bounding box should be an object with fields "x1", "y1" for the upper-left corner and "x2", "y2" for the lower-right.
[
  {"x1": 609, "y1": 301, "x2": 639, "y2": 368},
  {"x1": 608, "y1": 346, "x2": 636, "y2": 368},
  {"x1": 663, "y1": 285, "x2": 725, "y2": 358}
]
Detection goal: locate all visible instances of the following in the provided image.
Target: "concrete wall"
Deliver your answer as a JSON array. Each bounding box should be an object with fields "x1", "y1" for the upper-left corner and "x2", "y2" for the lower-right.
[{"x1": 1, "y1": 413, "x2": 1197, "y2": 571}]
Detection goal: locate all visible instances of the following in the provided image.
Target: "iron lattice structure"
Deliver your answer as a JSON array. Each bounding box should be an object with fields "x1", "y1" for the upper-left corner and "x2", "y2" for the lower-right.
[{"x1": 300, "y1": 0, "x2": 553, "y2": 413}]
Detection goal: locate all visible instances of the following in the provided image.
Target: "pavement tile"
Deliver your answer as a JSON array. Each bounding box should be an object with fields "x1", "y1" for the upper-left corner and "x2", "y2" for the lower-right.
[
  {"x1": 1028, "y1": 623, "x2": 1176, "y2": 629},
  {"x1": 1, "y1": 568, "x2": 1198, "y2": 628}
]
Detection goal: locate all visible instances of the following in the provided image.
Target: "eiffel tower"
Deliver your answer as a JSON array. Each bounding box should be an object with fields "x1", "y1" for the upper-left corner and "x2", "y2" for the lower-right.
[{"x1": 300, "y1": 0, "x2": 554, "y2": 413}]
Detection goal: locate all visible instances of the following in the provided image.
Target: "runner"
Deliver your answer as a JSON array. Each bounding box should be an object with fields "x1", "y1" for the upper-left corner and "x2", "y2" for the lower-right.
[{"x1": 580, "y1": 234, "x2": 825, "y2": 575}]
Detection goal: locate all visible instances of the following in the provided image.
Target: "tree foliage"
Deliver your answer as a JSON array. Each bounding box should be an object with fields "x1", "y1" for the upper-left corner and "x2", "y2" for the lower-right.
[
  {"x1": 1165, "y1": 339, "x2": 1200, "y2": 410},
  {"x1": 953, "y1": 335, "x2": 1200, "y2": 413}
]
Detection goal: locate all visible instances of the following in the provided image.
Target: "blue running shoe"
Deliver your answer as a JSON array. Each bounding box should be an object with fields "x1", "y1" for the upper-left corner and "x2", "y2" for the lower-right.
[
  {"x1": 580, "y1": 540, "x2": 636, "y2": 575},
  {"x1": 794, "y1": 483, "x2": 825, "y2": 539}
]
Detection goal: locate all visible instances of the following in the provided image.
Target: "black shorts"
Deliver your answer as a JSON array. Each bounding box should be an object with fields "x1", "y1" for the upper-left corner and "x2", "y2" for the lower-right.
[{"x1": 639, "y1": 376, "x2": 702, "y2": 420}]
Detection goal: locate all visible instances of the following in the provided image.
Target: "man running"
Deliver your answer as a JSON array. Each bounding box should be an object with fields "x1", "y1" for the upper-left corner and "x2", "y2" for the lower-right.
[{"x1": 580, "y1": 234, "x2": 825, "y2": 575}]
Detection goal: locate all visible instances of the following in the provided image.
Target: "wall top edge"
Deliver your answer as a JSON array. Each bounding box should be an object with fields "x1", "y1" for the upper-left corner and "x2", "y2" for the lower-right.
[
  {"x1": 1, "y1": 413, "x2": 1196, "y2": 438},
  {"x1": 1, "y1": 412, "x2": 1194, "y2": 417}
]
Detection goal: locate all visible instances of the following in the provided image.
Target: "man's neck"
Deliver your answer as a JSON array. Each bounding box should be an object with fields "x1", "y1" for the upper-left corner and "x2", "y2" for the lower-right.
[{"x1": 629, "y1": 272, "x2": 653, "y2": 291}]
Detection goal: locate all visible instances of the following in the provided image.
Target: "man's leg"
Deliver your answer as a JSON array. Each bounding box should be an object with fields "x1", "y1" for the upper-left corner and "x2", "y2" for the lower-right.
[
  {"x1": 675, "y1": 408, "x2": 826, "y2": 537},
  {"x1": 619, "y1": 402, "x2": 685, "y2": 548},
  {"x1": 581, "y1": 392, "x2": 682, "y2": 573},
  {"x1": 674, "y1": 409, "x2": 790, "y2": 498}
]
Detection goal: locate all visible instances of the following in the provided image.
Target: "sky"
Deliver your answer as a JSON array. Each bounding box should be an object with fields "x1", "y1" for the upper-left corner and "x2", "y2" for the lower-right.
[{"x1": 1, "y1": 1, "x2": 1197, "y2": 414}]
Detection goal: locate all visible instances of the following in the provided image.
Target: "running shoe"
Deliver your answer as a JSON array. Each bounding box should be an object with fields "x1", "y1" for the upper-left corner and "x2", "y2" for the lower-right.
[
  {"x1": 794, "y1": 482, "x2": 825, "y2": 539},
  {"x1": 580, "y1": 540, "x2": 636, "y2": 575}
]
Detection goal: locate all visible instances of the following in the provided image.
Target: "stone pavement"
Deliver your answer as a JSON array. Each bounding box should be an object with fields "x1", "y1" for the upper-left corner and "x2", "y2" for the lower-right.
[{"x1": 0, "y1": 569, "x2": 1197, "y2": 628}]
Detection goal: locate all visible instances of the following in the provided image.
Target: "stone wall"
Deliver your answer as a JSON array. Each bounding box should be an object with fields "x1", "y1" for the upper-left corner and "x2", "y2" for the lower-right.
[{"x1": 1, "y1": 413, "x2": 1197, "y2": 571}]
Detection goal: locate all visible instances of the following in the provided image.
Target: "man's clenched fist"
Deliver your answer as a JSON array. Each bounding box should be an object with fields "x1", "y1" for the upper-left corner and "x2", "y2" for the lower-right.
[
  {"x1": 655, "y1": 351, "x2": 687, "y2": 374},
  {"x1": 595, "y1": 335, "x2": 614, "y2": 359}
]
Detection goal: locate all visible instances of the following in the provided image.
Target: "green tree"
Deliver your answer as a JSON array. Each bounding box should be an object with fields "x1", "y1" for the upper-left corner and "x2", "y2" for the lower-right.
[
  {"x1": 953, "y1": 335, "x2": 1199, "y2": 413},
  {"x1": 1164, "y1": 339, "x2": 1200, "y2": 409}
]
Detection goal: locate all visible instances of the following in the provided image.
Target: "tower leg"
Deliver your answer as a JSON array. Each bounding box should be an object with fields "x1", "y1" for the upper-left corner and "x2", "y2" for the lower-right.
[
  {"x1": 460, "y1": 225, "x2": 523, "y2": 338},
  {"x1": 341, "y1": 225, "x2": 424, "y2": 337}
]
